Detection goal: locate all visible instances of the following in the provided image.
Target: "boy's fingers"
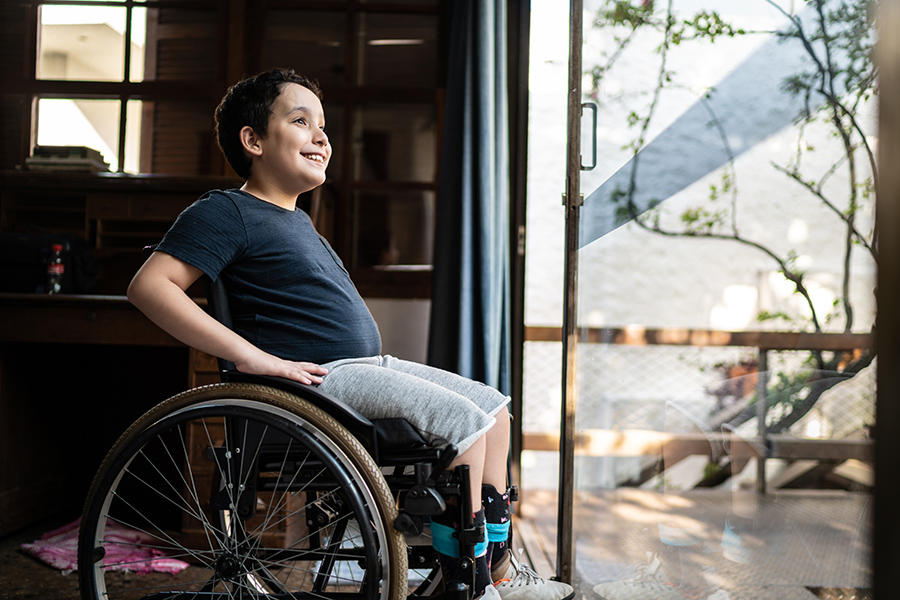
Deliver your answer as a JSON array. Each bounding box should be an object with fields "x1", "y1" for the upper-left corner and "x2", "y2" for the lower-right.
[{"x1": 297, "y1": 361, "x2": 328, "y2": 375}]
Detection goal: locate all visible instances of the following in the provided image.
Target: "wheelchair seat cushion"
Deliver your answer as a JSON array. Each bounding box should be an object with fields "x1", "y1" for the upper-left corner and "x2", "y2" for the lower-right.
[{"x1": 372, "y1": 418, "x2": 431, "y2": 450}]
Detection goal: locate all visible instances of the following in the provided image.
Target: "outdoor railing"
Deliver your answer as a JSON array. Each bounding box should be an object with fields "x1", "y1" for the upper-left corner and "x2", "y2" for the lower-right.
[{"x1": 522, "y1": 325, "x2": 875, "y2": 493}]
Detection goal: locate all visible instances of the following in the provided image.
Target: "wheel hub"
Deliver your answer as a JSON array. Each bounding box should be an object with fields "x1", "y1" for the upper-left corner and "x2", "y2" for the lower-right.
[{"x1": 215, "y1": 552, "x2": 242, "y2": 580}]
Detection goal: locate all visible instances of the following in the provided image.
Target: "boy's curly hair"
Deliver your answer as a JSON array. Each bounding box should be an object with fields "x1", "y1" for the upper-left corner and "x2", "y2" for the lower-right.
[{"x1": 214, "y1": 68, "x2": 323, "y2": 180}]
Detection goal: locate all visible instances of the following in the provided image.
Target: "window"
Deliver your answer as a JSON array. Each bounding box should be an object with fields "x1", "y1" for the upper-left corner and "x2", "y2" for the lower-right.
[
  {"x1": 34, "y1": 1, "x2": 149, "y2": 172},
  {"x1": 3, "y1": 0, "x2": 444, "y2": 297}
]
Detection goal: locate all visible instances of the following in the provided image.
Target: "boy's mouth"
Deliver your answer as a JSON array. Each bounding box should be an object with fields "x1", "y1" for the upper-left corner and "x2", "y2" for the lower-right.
[{"x1": 303, "y1": 153, "x2": 326, "y2": 165}]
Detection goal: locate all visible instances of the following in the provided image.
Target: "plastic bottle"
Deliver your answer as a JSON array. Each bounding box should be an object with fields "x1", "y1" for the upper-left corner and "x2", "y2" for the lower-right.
[{"x1": 46, "y1": 243, "x2": 65, "y2": 295}]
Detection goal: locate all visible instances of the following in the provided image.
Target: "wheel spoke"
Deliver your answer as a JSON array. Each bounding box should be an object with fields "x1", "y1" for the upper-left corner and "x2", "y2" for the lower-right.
[{"x1": 79, "y1": 390, "x2": 404, "y2": 600}]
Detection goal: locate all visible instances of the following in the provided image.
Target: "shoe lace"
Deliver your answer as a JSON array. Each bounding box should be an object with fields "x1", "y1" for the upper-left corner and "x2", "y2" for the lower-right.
[{"x1": 497, "y1": 556, "x2": 544, "y2": 588}]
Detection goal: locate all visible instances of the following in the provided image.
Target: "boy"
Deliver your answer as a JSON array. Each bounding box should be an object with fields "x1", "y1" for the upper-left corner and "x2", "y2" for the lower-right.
[{"x1": 127, "y1": 68, "x2": 573, "y2": 600}]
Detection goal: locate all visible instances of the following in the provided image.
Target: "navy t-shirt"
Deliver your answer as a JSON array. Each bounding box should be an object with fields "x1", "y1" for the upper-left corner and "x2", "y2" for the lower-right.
[{"x1": 157, "y1": 189, "x2": 381, "y2": 363}]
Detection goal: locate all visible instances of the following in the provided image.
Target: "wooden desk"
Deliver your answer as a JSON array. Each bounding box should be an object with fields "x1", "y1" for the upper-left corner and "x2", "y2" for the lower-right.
[
  {"x1": 0, "y1": 293, "x2": 180, "y2": 347},
  {"x1": 0, "y1": 293, "x2": 216, "y2": 535}
]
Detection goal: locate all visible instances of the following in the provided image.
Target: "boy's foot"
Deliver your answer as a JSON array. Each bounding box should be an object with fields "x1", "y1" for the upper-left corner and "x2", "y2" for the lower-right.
[
  {"x1": 592, "y1": 555, "x2": 730, "y2": 600},
  {"x1": 491, "y1": 554, "x2": 575, "y2": 600}
]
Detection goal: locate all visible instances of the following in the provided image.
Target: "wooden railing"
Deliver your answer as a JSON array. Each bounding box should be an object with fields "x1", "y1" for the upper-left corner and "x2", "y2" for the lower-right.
[
  {"x1": 522, "y1": 325, "x2": 875, "y2": 492},
  {"x1": 524, "y1": 324, "x2": 873, "y2": 350}
]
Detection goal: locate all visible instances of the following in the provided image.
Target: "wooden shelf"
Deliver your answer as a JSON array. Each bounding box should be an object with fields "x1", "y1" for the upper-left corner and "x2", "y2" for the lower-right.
[{"x1": 1, "y1": 170, "x2": 240, "y2": 294}]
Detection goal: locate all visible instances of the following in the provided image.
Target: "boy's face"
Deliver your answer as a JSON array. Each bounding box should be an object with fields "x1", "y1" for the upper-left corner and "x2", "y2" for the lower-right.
[{"x1": 256, "y1": 82, "x2": 331, "y2": 192}]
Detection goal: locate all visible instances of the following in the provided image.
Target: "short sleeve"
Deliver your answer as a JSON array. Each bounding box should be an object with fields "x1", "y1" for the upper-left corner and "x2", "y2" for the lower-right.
[{"x1": 156, "y1": 191, "x2": 247, "y2": 281}]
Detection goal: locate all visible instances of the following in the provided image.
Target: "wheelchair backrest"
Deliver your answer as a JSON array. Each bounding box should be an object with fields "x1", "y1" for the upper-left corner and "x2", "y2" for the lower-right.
[{"x1": 202, "y1": 275, "x2": 238, "y2": 373}]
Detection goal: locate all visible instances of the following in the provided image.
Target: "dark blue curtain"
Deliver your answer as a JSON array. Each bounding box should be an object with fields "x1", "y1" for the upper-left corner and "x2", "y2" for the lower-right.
[{"x1": 428, "y1": 0, "x2": 511, "y2": 395}]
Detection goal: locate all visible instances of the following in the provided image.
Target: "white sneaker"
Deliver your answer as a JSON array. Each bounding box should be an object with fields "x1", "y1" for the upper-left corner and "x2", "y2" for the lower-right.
[
  {"x1": 492, "y1": 554, "x2": 575, "y2": 600},
  {"x1": 478, "y1": 583, "x2": 503, "y2": 600}
]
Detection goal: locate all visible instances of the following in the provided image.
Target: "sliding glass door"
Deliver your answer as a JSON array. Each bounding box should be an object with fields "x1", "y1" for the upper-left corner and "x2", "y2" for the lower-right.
[{"x1": 536, "y1": 1, "x2": 880, "y2": 598}]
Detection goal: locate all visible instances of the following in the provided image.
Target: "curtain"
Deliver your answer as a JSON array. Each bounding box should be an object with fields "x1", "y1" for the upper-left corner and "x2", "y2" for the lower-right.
[{"x1": 427, "y1": 0, "x2": 511, "y2": 395}]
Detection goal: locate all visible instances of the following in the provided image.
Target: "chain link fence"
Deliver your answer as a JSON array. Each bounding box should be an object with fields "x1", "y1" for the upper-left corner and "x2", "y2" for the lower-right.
[{"x1": 521, "y1": 332, "x2": 875, "y2": 491}]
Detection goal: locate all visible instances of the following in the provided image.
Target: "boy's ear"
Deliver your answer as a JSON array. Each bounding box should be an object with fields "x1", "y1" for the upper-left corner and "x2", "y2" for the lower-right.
[{"x1": 239, "y1": 126, "x2": 263, "y2": 157}]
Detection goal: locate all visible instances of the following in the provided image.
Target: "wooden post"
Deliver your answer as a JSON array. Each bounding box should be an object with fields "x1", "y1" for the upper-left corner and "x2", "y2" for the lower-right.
[{"x1": 756, "y1": 348, "x2": 768, "y2": 496}]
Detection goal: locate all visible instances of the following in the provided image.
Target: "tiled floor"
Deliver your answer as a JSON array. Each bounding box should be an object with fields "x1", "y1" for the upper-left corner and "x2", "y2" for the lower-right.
[{"x1": 515, "y1": 488, "x2": 873, "y2": 600}]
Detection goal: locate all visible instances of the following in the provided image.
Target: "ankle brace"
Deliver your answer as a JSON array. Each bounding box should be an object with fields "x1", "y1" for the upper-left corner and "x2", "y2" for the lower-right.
[
  {"x1": 482, "y1": 485, "x2": 512, "y2": 568},
  {"x1": 431, "y1": 509, "x2": 488, "y2": 559}
]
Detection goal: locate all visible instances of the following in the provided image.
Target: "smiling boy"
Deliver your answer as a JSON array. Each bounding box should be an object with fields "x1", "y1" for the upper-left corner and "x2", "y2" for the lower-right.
[{"x1": 127, "y1": 68, "x2": 573, "y2": 600}]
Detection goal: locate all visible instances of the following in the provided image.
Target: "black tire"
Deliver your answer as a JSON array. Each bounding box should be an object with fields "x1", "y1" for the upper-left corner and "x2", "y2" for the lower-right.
[{"x1": 78, "y1": 383, "x2": 407, "y2": 600}]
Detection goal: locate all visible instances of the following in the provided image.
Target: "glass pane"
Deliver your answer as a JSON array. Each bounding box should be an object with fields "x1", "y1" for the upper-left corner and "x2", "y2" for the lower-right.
[
  {"x1": 34, "y1": 98, "x2": 120, "y2": 171},
  {"x1": 359, "y1": 13, "x2": 438, "y2": 87},
  {"x1": 129, "y1": 6, "x2": 147, "y2": 82},
  {"x1": 38, "y1": 4, "x2": 127, "y2": 81},
  {"x1": 353, "y1": 104, "x2": 436, "y2": 182},
  {"x1": 524, "y1": 1, "x2": 877, "y2": 598},
  {"x1": 262, "y1": 10, "x2": 346, "y2": 87},
  {"x1": 123, "y1": 99, "x2": 142, "y2": 173},
  {"x1": 351, "y1": 190, "x2": 435, "y2": 267}
]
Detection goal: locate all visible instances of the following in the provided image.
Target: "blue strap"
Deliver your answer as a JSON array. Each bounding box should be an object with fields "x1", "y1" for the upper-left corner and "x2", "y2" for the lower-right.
[
  {"x1": 475, "y1": 538, "x2": 489, "y2": 557},
  {"x1": 485, "y1": 520, "x2": 510, "y2": 542},
  {"x1": 431, "y1": 521, "x2": 489, "y2": 558}
]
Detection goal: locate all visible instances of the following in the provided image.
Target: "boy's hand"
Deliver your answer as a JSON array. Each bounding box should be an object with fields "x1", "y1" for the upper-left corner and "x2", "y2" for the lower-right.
[{"x1": 234, "y1": 351, "x2": 328, "y2": 385}]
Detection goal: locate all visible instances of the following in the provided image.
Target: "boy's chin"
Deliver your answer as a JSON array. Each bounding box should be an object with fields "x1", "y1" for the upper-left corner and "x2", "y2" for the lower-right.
[{"x1": 298, "y1": 173, "x2": 326, "y2": 189}]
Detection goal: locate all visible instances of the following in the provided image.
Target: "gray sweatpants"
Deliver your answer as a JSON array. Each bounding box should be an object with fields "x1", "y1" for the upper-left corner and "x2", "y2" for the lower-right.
[{"x1": 317, "y1": 355, "x2": 509, "y2": 455}]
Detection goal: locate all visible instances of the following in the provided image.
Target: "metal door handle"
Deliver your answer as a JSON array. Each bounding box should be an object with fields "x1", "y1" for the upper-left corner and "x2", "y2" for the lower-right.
[{"x1": 581, "y1": 101, "x2": 597, "y2": 171}]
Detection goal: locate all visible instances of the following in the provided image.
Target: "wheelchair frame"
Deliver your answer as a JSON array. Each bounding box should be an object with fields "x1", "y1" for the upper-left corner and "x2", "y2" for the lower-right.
[{"x1": 77, "y1": 269, "x2": 484, "y2": 600}]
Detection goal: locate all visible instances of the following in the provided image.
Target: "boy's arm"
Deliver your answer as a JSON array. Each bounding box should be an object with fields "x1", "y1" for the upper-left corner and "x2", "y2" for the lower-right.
[{"x1": 127, "y1": 251, "x2": 327, "y2": 385}]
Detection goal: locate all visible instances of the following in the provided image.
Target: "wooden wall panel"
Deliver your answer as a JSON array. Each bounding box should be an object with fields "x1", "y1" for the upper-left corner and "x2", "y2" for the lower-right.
[
  {"x1": 144, "y1": 6, "x2": 222, "y2": 174},
  {"x1": 151, "y1": 100, "x2": 217, "y2": 175},
  {"x1": 0, "y1": 2, "x2": 31, "y2": 170},
  {"x1": 0, "y1": 97, "x2": 29, "y2": 172}
]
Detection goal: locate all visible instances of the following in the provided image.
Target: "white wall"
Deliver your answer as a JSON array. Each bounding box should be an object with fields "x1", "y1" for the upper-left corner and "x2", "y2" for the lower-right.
[{"x1": 364, "y1": 298, "x2": 431, "y2": 363}]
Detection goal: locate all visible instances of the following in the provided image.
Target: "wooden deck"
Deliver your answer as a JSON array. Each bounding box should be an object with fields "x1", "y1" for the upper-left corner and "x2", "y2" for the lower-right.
[{"x1": 513, "y1": 488, "x2": 872, "y2": 600}]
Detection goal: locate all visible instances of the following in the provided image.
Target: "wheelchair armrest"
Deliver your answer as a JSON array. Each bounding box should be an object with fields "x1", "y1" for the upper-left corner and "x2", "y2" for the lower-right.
[{"x1": 222, "y1": 371, "x2": 380, "y2": 460}]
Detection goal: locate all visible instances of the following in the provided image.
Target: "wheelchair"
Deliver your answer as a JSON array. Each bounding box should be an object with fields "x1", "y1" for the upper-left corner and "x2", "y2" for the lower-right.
[{"x1": 77, "y1": 268, "x2": 495, "y2": 600}]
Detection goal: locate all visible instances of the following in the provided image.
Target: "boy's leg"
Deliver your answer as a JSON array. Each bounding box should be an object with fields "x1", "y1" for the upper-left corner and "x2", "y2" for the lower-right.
[
  {"x1": 318, "y1": 359, "x2": 497, "y2": 596},
  {"x1": 473, "y1": 405, "x2": 510, "y2": 491},
  {"x1": 431, "y1": 502, "x2": 494, "y2": 596},
  {"x1": 319, "y1": 357, "x2": 573, "y2": 600},
  {"x1": 376, "y1": 355, "x2": 511, "y2": 417},
  {"x1": 317, "y1": 357, "x2": 500, "y2": 456},
  {"x1": 483, "y1": 484, "x2": 511, "y2": 571},
  {"x1": 483, "y1": 482, "x2": 574, "y2": 600}
]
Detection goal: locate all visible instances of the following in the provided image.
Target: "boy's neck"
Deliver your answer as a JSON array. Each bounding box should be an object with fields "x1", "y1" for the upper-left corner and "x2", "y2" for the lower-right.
[{"x1": 240, "y1": 180, "x2": 301, "y2": 211}]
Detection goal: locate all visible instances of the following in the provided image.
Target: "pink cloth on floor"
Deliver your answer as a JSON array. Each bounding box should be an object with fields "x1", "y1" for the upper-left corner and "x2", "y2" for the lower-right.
[{"x1": 20, "y1": 518, "x2": 190, "y2": 575}]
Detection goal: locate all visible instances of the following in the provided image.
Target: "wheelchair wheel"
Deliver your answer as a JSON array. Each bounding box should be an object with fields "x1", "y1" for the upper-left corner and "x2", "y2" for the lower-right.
[
  {"x1": 405, "y1": 530, "x2": 442, "y2": 598},
  {"x1": 79, "y1": 383, "x2": 407, "y2": 600}
]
